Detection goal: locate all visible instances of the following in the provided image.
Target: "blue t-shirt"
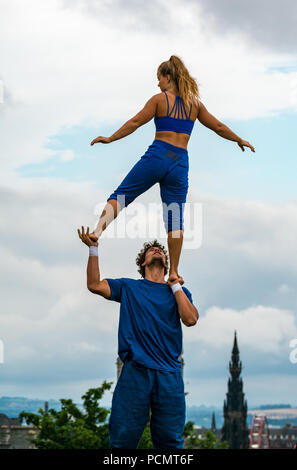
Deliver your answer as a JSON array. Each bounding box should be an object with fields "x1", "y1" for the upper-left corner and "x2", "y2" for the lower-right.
[{"x1": 104, "y1": 277, "x2": 193, "y2": 372}]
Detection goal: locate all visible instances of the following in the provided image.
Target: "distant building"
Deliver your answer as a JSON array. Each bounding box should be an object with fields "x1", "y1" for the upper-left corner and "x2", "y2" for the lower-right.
[
  {"x1": 193, "y1": 425, "x2": 208, "y2": 439},
  {"x1": 221, "y1": 331, "x2": 249, "y2": 449},
  {"x1": 211, "y1": 412, "x2": 220, "y2": 439},
  {"x1": 0, "y1": 403, "x2": 49, "y2": 449},
  {"x1": 0, "y1": 414, "x2": 22, "y2": 426},
  {"x1": 268, "y1": 424, "x2": 297, "y2": 449},
  {"x1": 0, "y1": 413, "x2": 38, "y2": 449}
]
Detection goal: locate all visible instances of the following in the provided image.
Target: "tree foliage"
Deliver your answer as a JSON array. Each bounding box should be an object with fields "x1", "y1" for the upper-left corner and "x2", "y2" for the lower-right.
[
  {"x1": 19, "y1": 381, "x2": 113, "y2": 449},
  {"x1": 183, "y1": 421, "x2": 229, "y2": 449}
]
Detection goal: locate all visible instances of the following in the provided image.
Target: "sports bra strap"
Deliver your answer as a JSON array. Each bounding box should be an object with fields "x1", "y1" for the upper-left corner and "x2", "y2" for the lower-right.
[
  {"x1": 174, "y1": 99, "x2": 178, "y2": 119},
  {"x1": 168, "y1": 95, "x2": 178, "y2": 118},
  {"x1": 188, "y1": 95, "x2": 193, "y2": 118},
  {"x1": 163, "y1": 91, "x2": 170, "y2": 117},
  {"x1": 181, "y1": 98, "x2": 187, "y2": 119},
  {"x1": 163, "y1": 91, "x2": 193, "y2": 119},
  {"x1": 180, "y1": 98, "x2": 184, "y2": 119}
]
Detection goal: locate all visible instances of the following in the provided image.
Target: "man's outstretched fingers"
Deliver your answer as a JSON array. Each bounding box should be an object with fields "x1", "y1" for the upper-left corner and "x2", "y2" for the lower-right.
[{"x1": 85, "y1": 228, "x2": 92, "y2": 243}]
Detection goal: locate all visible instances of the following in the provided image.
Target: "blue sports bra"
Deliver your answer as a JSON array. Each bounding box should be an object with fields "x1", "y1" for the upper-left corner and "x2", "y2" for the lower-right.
[{"x1": 154, "y1": 91, "x2": 195, "y2": 135}]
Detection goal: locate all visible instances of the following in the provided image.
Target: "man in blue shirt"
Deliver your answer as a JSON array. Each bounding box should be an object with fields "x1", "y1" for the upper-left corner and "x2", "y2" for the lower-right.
[{"x1": 77, "y1": 226, "x2": 199, "y2": 449}]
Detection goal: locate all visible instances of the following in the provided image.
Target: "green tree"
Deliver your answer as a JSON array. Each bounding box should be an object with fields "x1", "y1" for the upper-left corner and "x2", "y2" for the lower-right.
[
  {"x1": 19, "y1": 381, "x2": 113, "y2": 449},
  {"x1": 183, "y1": 421, "x2": 229, "y2": 449}
]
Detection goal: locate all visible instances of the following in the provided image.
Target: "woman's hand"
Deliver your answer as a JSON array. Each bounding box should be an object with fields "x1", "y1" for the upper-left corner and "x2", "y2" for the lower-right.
[
  {"x1": 90, "y1": 136, "x2": 112, "y2": 146},
  {"x1": 237, "y1": 139, "x2": 255, "y2": 153}
]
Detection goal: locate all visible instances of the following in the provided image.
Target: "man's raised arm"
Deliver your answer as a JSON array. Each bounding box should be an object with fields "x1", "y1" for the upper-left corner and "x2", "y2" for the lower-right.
[
  {"x1": 168, "y1": 279, "x2": 199, "y2": 327},
  {"x1": 77, "y1": 226, "x2": 111, "y2": 299},
  {"x1": 174, "y1": 289, "x2": 199, "y2": 327}
]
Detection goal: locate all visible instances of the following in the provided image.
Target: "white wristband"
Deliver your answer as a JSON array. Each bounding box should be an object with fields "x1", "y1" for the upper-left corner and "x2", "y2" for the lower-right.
[
  {"x1": 171, "y1": 282, "x2": 182, "y2": 294},
  {"x1": 89, "y1": 245, "x2": 98, "y2": 256}
]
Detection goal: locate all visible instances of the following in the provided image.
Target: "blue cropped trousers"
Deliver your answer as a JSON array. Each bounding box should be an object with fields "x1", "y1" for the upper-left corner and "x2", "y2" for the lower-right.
[
  {"x1": 108, "y1": 356, "x2": 186, "y2": 449},
  {"x1": 107, "y1": 139, "x2": 189, "y2": 232}
]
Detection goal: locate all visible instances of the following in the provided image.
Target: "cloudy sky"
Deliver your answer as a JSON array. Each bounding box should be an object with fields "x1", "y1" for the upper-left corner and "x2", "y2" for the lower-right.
[{"x1": 1, "y1": 0, "x2": 297, "y2": 410}]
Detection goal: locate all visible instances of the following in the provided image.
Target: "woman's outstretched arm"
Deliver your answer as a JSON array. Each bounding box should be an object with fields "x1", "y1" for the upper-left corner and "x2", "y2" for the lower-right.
[
  {"x1": 197, "y1": 101, "x2": 255, "y2": 152},
  {"x1": 90, "y1": 94, "x2": 159, "y2": 145}
]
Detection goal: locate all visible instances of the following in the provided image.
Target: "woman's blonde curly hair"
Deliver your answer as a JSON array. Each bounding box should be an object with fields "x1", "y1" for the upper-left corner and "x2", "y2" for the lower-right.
[{"x1": 158, "y1": 54, "x2": 201, "y2": 111}]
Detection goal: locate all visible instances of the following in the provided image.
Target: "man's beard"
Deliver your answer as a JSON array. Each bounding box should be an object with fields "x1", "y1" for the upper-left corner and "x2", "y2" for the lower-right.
[{"x1": 147, "y1": 255, "x2": 166, "y2": 269}]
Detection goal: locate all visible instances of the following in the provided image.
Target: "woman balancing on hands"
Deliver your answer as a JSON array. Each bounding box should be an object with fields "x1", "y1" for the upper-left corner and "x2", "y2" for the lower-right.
[{"x1": 88, "y1": 55, "x2": 255, "y2": 284}]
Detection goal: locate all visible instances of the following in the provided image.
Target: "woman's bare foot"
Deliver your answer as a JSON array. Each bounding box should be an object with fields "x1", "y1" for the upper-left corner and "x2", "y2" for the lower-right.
[
  {"x1": 168, "y1": 272, "x2": 184, "y2": 285},
  {"x1": 89, "y1": 231, "x2": 99, "y2": 242}
]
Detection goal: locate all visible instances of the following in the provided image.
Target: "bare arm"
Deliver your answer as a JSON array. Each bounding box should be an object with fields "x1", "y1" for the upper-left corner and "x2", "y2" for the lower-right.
[
  {"x1": 77, "y1": 226, "x2": 111, "y2": 299},
  {"x1": 109, "y1": 94, "x2": 159, "y2": 142},
  {"x1": 86, "y1": 252, "x2": 111, "y2": 299},
  {"x1": 197, "y1": 101, "x2": 255, "y2": 152},
  {"x1": 90, "y1": 94, "x2": 159, "y2": 145},
  {"x1": 173, "y1": 289, "x2": 199, "y2": 327}
]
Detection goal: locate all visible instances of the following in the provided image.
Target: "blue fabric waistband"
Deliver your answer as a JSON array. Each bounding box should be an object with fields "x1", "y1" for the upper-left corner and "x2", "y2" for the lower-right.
[{"x1": 152, "y1": 139, "x2": 188, "y2": 155}]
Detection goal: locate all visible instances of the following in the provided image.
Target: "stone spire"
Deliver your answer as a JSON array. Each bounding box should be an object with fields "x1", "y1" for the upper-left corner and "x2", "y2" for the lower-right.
[
  {"x1": 221, "y1": 331, "x2": 249, "y2": 448},
  {"x1": 211, "y1": 412, "x2": 216, "y2": 434}
]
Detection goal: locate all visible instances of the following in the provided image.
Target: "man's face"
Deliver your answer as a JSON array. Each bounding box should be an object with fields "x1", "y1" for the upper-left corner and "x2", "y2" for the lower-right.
[{"x1": 141, "y1": 246, "x2": 168, "y2": 271}]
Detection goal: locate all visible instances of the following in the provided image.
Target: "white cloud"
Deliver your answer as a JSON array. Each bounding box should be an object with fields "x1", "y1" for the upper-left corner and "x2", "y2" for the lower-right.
[
  {"x1": 278, "y1": 283, "x2": 291, "y2": 294},
  {"x1": 60, "y1": 149, "x2": 76, "y2": 161},
  {"x1": 189, "y1": 190, "x2": 297, "y2": 273},
  {"x1": 183, "y1": 304, "x2": 297, "y2": 354},
  {"x1": 0, "y1": 248, "x2": 121, "y2": 363},
  {"x1": 195, "y1": 0, "x2": 297, "y2": 54}
]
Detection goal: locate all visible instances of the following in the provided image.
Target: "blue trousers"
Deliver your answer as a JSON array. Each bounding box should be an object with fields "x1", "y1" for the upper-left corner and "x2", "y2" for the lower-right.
[
  {"x1": 108, "y1": 356, "x2": 186, "y2": 449},
  {"x1": 107, "y1": 139, "x2": 189, "y2": 232}
]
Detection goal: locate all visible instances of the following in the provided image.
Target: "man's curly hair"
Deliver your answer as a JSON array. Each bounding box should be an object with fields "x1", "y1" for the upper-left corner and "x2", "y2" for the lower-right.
[{"x1": 136, "y1": 239, "x2": 169, "y2": 278}]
